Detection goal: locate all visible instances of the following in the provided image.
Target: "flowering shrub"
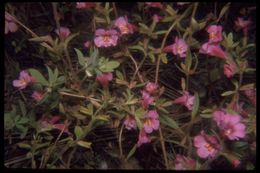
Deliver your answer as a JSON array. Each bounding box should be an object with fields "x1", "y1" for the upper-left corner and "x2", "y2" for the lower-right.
[{"x1": 4, "y1": 2, "x2": 256, "y2": 170}]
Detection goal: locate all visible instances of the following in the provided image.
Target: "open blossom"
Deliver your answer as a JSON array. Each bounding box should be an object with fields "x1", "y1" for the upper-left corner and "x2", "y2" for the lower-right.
[
  {"x1": 137, "y1": 129, "x2": 151, "y2": 147},
  {"x1": 141, "y1": 90, "x2": 154, "y2": 109},
  {"x1": 13, "y1": 70, "x2": 34, "y2": 90},
  {"x1": 96, "y1": 72, "x2": 113, "y2": 87},
  {"x1": 145, "y1": 82, "x2": 158, "y2": 94},
  {"x1": 163, "y1": 37, "x2": 188, "y2": 58},
  {"x1": 213, "y1": 110, "x2": 246, "y2": 140},
  {"x1": 5, "y1": 12, "x2": 18, "y2": 34},
  {"x1": 193, "y1": 131, "x2": 220, "y2": 159},
  {"x1": 143, "y1": 110, "x2": 160, "y2": 134},
  {"x1": 55, "y1": 27, "x2": 71, "y2": 40},
  {"x1": 124, "y1": 116, "x2": 137, "y2": 130},
  {"x1": 145, "y1": 2, "x2": 163, "y2": 9},
  {"x1": 243, "y1": 88, "x2": 256, "y2": 106},
  {"x1": 172, "y1": 91, "x2": 194, "y2": 110},
  {"x1": 199, "y1": 42, "x2": 227, "y2": 59},
  {"x1": 174, "y1": 154, "x2": 196, "y2": 170},
  {"x1": 235, "y1": 17, "x2": 251, "y2": 36},
  {"x1": 31, "y1": 91, "x2": 44, "y2": 102},
  {"x1": 113, "y1": 16, "x2": 135, "y2": 35},
  {"x1": 39, "y1": 115, "x2": 70, "y2": 134},
  {"x1": 76, "y1": 2, "x2": 96, "y2": 8},
  {"x1": 207, "y1": 25, "x2": 223, "y2": 43},
  {"x1": 94, "y1": 29, "x2": 119, "y2": 47},
  {"x1": 224, "y1": 61, "x2": 238, "y2": 78}
]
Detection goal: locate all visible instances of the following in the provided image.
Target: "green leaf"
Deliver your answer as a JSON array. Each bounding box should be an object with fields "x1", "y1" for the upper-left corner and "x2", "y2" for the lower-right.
[
  {"x1": 159, "y1": 114, "x2": 179, "y2": 130},
  {"x1": 18, "y1": 117, "x2": 29, "y2": 124},
  {"x1": 126, "y1": 144, "x2": 137, "y2": 161},
  {"x1": 77, "y1": 140, "x2": 92, "y2": 149},
  {"x1": 28, "y1": 68, "x2": 49, "y2": 86},
  {"x1": 217, "y1": 3, "x2": 230, "y2": 22},
  {"x1": 185, "y1": 50, "x2": 192, "y2": 72},
  {"x1": 148, "y1": 52, "x2": 156, "y2": 63},
  {"x1": 138, "y1": 23, "x2": 149, "y2": 30},
  {"x1": 74, "y1": 48, "x2": 86, "y2": 66},
  {"x1": 160, "y1": 53, "x2": 168, "y2": 64},
  {"x1": 200, "y1": 114, "x2": 212, "y2": 118},
  {"x1": 64, "y1": 32, "x2": 79, "y2": 47},
  {"x1": 47, "y1": 66, "x2": 55, "y2": 85},
  {"x1": 74, "y1": 126, "x2": 83, "y2": 140},
  {"x1": 135, "y1": 116, "x2": 143, "y2": 130},
  {"x1": 116, "y1": 70, "x2": 124, "y2": 80},
  {"x1": 155, "y1": 30, "x2": 168, "y2": 35},
  {"x1": 246, "y1": 162, "x2": 255, "y2": 170},
  {"x1": 17, "y1": 143, "x2": 31, "y2": 150},
  {"x1": 18, "y1": 100, "x2": 26, "y2": 117},
  {"x1": 221, "y1": 91, "x2": 236, "y2": 96},
  {"x1": 99, "y1": 61, "x2": 120, "y2": 72},
  {"x1": 128, "y1": 45, "x2": 145, "y2": 54},
  {"x1": 191, "y1": 92, "x2": 200, "y2": 120},
  {"x1": 4, "y1": 113, "x2": 15, "y2": 130},
  {"x1": 201, "y1": 108, "x2": 212, "y2": 114}
]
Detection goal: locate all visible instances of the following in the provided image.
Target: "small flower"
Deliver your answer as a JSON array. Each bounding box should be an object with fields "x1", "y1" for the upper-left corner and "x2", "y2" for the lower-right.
[
  {"x1": 172, "y1": 91, "x2": 194, "y2": 110},
  {"x1": 145, "y1": 82, "x2": 158, "y2": 94},
  {"x1": 76, "y1": 2, "x2": 96, "y2": 8},
  {"x1": 124, "y1": 116, "x2": 137, "y2": 130},
  {"x1": 143, "y1": 110, "x2": 160, "y2": 134},
  {"x1": 5, "y1": 12, "x2": 18, "y2": 34},
  {"x1": 232, "y1": 159, "x2": 241, "y2": 168},
  {"x1": 235, "y1": 17, "x2": 251, "y2": 36},
  {"x1": 152, "y1": 14, "x2": 163, "y2": 23},
  {"x1": 96, "y1": 72, "x2": 113, "y2": 87},
  {"x1": 163, "y1": 37, "x2": 188, "y2": 58},
  {"x1": 243, "y1": 89, "x2": 256, "y2": 107},
  {"x1": 55, "y1": 27, "x2": 71, "y2": 40},
  {"x1": 213, "y1": 110, "x2": 246, "y2": 140},
  {"x1": 94, "y1": 29, "x2": 119, "y2": 47},
  {"x1": 31, "y1": 91, "x2": 44, "y2": 102},
  {"x1": 174, "y1": 154, "x2": 196, "y2": 170},
  {"x1": 39, "y1": 115, "x2": 70, "y2": 134},
  {"x1": 137, "y1": 129, "x2": 151, "y2": 147},
  {"x1": 84, "y1": 41, "x2": 92, "y2": 48},
  {"x1": 13, "y1": 70, "x2": 34, "y2": 90},
  {"x1": 113, "y1": 16, "x2": 135, "y2": 35},
  {"x1": 224, "y1": 61, "x2": 238, "y2": 78},
  {"x1": 193, "y1": 131, "x2": 220, "y2": 159},
  {"x1": 207, "y1": 25, "x2": 223, "y2": 43},
  {"x1": 145, "y1": 2, "x2": 163, "y2": 9},
  {"x1": 199, "y1": 42, "x2": 227, "y2": 59},
  {"x1": 141, "y1": 90, "x2": 154, "y2": 109}
]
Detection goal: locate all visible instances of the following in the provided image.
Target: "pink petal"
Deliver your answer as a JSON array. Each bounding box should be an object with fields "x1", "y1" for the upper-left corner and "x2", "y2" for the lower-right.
[
  {"x1": 193, "y1": 135, "x2": 206, "y2": 148},
  {"x1": 197, "y1": 147, "x2": 210, "y2": 158}
]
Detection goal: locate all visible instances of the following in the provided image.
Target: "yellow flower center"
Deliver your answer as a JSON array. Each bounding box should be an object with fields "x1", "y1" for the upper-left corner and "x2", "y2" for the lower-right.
[
  {"x1": 225, "y1": 129, "x2": 232, "y2": 135},
  {"x1": 209, "y1": 32, "x2": 217, "y2": 40},
  {"x1": 19, "y1": 79, "x2": 27, "y2": 86},
  {"x1": 102, "y1": 35, "x2": 111, "y2": 42},
  {"x1": 177, "y1": 45, "x2": 184, "y2": 54},
  {"x1": 204, "y1": 143, "x2": 214, "y2": 152},
  {"x1": 120, "y1": 25, "x2": 129, "y2": 34},
  {"x1": 144, "y1": 119, "x2": 152, "y2": 126}
]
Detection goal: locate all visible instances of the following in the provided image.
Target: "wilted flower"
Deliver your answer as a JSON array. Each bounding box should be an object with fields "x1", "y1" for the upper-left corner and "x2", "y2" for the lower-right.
[
  {"x1": 31, "y1": 91, "x2": 44, "y2": 102},
  {"x1": 76, "y1": 2, "x2": 96, "y2": 8},
  {"x1": 96, "y1": 72, "x2": 113, "y2": 87},
  {"x1": 199, "y1": 42, "x2": 227, "y2": 59},
  {"x1": 141, "y1": 90, "x2": 154, "y2": 109},
  {"x1": 145, "y1": 2, "x2": 163, "y2": 9},
  {"x1": 5, "y1": 12, "x2": 18, "y2": 34},
  {"x1": 137, "y1": 128, "x2": 151, "y2": 147},
  {"x1": 143, "y1": 110, "x2": 160, "y2": 134},
  {"x1": 174, "y1": 154, "x2": 196, "y2": 170},
  {"x1": 223, "y1": 61, "x2": 238, "y2": 78},
  {"x1": 172, "y1": 91, "x2": 194, "y2": 110},
  {"x1": 145, "y1": 82, "x2": 158, "y2": 94},
  {"x1": 243, "y1": 88, "x2": 256, "y2": 107},
  {"x1": 124, "y1": 115, "x2": 137, "y2": 130},
  {"x1": 94, "y1": 29, "x2": 119, "y2": 47},
  {"x1": 113, "y1": 16, "x2": 135, "y2": 35},
  {"x1": 235, "y1": 17, "x2": 251, "y2": 36},
  {"x1": 13, "y1": 70, "x2": 34, "y2": 90},
  {"x1": 55, "y1": 27, "x2": 71, "y2": 40},
  {"x1": 163, "y1": 37, "x2": 188, "y2": 58},
  {"x1": 193, "y1": 131, "x2": 220, "y2": 159},
  {"x1": 207, "y1": 25, "x2": 223, "y2": 43},
  {"x1": 213, "y1": 110, "x2": 246, "y2": 140},
  {"x1": 228, "y1": 101, "x2": 248, "y2": 118}
]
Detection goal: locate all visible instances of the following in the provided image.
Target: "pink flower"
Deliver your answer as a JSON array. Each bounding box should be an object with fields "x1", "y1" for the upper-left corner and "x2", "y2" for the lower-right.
[
  {"x1": 55, "y1": 27, "x2": 71, "y2": 40},
  {"x1": 243, "y1": 89, "x2": 256, "y2": 107},
  {"x1": 5, "y1": 12, "x2": 18, "y2": 34},
  {"x1": 96, "y1": 72, "x2": 113, "y2": 87},
  {"x1": 39, "y1": 115, "x2": 70, "y2": 135},
  {"x1": 113, "y1": 16, "x2": 135, "y2": 35},
  {"x1": 224, "y1": 61, "x2": 238, "y2": 78},
  {"x1": 124, "y1": 116, "x2": 137, "y2": 130},
  {"x1": 193, "y1": 131, "x2": 220, "y2": 159},
  {"x1": 152, "y1": 14, "x2": 163, "y2": 23},
  {"x1": 94, "y1": 29, "x2": 119, "y2": 47},
  {"x1": 31, "y1": 91, "x2": 44, "y2": 102},
  {"x1": 172, "y1": 91, "x2": 194, "y2": 110},
  {"x1": 174, "y1": 154, "x2": 196, "y2": 170},
  {"x1": 163, "y1": 37, "x2": 188, "y2": 58},
  {"x1": 145, "y1": 2, "x2": 163, "y2": 9},
  {"x1": 235, "y1": 17, "x2": 251, "y2": 36},
  {"x1": 232, "y1": 159, "x2": 241, "y2": 168},
  {"x1": 141, "y1": 90, "x2": 154, "y2": 109},
  {"x1": 145, "y1": 82, "x2": 158, "y2": 94},
  {"x1": 84, "y1": 41, "x2": 92, "y2": 48},
  {"x1": 207, "y1": 25, "x2": 223, "y2": 43},
  {"x1": 199, "y1": 42, "x2": 227, "y2": 59},
  {"x1": 137, "y1": 129, "x2": 151, "y2": 147},
  {"x1": 76, "y1": 2, "x2": 96, "y2": 8},
  {"x1": 143, "y1": 110, "x2": 160, "y2": 134},
  {"x1": 213, "y1": 110, "x2": 246, "y2": 140},
  {"x1": 13, "y1": 70, "x2": 34, "y2": 90}
]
